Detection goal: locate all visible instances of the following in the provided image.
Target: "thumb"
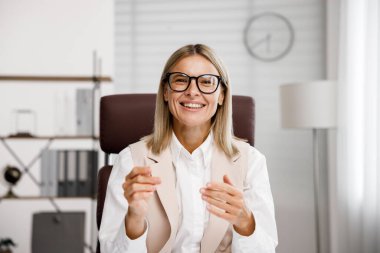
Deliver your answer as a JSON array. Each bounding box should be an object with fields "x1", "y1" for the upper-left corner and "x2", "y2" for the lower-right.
[{"x1": 223, "y1": 175, "x2": 234, "y2": 186}]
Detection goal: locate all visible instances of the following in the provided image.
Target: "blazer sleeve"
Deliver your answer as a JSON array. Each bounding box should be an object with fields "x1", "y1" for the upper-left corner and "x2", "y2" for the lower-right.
[{"x1": 231, "y1": 147, "x2": 278, "y2": 252}]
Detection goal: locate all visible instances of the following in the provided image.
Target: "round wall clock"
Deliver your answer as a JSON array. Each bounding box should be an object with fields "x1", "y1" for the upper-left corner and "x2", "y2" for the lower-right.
[{"x1": 244, "y1": 12, "x2": 295, "y2": 62}]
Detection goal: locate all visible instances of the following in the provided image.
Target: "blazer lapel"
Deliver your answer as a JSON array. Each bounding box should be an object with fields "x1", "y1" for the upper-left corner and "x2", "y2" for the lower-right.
[
  {"x1": 201, "y1": 147, "x2": 242, "y2": 253},
  {"x1": 146, "y1": 148, "x2": 179, "y2": 252}
]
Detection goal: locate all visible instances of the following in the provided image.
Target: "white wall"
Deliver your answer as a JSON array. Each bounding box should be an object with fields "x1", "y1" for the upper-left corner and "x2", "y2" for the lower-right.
[
  {"x1": 0, "y1": 0, "x2": 114, "y2": 252},
  {"x1": 115, "y1": 0, "x2": 326, "y2": 252},
  {"x1": 0, "y1": 0, "x2": 113, "y2": 76},
  {"x1": 0, "y1": 0, "x2": 114, "y2": 136}
]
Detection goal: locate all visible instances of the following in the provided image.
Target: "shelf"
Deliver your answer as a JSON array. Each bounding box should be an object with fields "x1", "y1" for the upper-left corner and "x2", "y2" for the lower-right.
[
  {"x1": 0, "y1": 196, "x2": 96, "y2": 200},
  {"x1": 0, "y1": 135, "x2": 99, "y2": 140},
  {"x1": 0, "y1": 75, "x2": 112, "y2": 82}
]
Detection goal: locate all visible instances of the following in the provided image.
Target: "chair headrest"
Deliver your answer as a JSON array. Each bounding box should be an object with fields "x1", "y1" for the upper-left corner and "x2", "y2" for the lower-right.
[
  {"x1": 100, "y1": 94, "x2": 156, "y2": 154},
  {"x1": 232, "y1": 95, "x2": 255, "y2": 146}
]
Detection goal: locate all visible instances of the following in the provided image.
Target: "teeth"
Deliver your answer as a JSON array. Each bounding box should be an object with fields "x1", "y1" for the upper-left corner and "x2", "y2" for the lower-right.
[{"x1": 183, "y1": 103, "x2": 203, "y2": 108}]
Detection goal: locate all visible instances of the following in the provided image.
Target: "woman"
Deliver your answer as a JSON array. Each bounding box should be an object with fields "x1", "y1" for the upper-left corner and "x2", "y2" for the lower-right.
[{"x1": 99, "y1": 44, "x2": 278, "y2": 252}]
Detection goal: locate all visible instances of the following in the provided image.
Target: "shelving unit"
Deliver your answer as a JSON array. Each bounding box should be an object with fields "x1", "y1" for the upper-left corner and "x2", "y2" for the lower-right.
[
  {"x1": 0, "y1": 74, "x2": 113, "y2": 253},
  {"x1": 0, "y1": 135, "x2": 99, "y2": 139},
  {"x1": 0, "y1": 73, "x2": 111, "y2": 193}
]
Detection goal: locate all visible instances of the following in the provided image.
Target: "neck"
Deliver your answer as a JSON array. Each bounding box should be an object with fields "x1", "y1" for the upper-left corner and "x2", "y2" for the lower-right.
[{"x1": 173, "y1": 125, "x2": 210, "y2": 153}]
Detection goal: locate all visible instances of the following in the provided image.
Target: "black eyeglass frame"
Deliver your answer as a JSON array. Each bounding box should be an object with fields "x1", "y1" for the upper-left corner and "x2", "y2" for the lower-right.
[{"x1": 165, "y1": 72, "x2": 223, "y2": 94}]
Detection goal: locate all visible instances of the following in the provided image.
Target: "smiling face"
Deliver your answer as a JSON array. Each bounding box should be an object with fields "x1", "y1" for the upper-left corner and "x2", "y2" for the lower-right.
[{"x1": 164, "y1": 54, "x2": 225, "y2": 133}]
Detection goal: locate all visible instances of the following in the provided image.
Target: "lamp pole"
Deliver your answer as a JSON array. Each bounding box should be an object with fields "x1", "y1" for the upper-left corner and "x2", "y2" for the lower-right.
[{"x1": 313, "y1": 128, "x2": 321, "y2": 253}]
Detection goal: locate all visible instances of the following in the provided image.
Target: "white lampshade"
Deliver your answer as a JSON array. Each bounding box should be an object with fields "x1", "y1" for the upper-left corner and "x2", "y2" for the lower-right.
[{"x1": 280, "y1": 80, "x2": 337, "y2": 129}]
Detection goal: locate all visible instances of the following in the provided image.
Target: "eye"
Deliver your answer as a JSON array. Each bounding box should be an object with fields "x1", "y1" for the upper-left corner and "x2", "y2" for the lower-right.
[
  {"x1": 171, "y1": 74, "x2": 188, "y2": 84},
  {"x1": 175, "y1": 78, "x2": 188, "y2": 83},
  {"x1": 199, "y1": 75, "x2": 217, "y2": 86},
  {"x1": 202, "y1": 80, "x2": 212, "y2": 84}
]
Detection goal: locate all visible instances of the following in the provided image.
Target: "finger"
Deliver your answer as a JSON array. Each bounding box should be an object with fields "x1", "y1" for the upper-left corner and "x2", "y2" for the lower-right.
[
  {"x1": 124, "y1": 167, "x2": 161, "y2": 190},
  {"x1": 201, "y1": 188, "x2": 241, "y2": 207},
  {"x1": 124, "y1": 175, "x2": 161, "y2": 191},
  {"x1": 129, "y1": 191, "x2": 154, "y2": 201},
  {"x1": 124, "y1": 183, "x2": 157, "y2": 197},
  {"x1": 122, "y1": 175, "x2": 161, "y2": 191},
  {"x1": 132, "y1": 174, "x2": 161, "y2": 185},
  {"x1": 126, "y1": 167, "x2": 152, "y2": 180},
  {"x1": 204, "y1": 182, "x2": 242, "y2": 197},
  {"x1": 202, "y1": 194, "x2": 240, "y2": 216},
  {"x1": 223, "y1": 175, "x2": 234, "y2": 186},
  {"x1": 206, "y1": 204, "x2": 235, "y2": 223}
]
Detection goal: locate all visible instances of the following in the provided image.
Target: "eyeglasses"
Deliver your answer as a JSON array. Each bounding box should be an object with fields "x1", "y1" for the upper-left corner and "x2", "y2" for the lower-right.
[{"x1": 165, "y1": 72, "x2": 222, "y2": 94}]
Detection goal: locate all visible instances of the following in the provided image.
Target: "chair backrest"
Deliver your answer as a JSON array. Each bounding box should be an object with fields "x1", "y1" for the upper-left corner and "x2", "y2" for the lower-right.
[{"x1": 96, "y1": 93, "x2": 255, "y2": 251}]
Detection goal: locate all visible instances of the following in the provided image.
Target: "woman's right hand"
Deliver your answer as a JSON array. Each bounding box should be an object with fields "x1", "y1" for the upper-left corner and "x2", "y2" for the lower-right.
[{"x1": 123, "y1": 166, "x2": 161, "y2": 239}]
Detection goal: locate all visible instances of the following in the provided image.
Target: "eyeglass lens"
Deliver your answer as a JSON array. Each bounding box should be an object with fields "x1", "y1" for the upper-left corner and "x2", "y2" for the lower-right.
[{"x1": 168, "y1": 73, "x2": 219, "y2": 93}]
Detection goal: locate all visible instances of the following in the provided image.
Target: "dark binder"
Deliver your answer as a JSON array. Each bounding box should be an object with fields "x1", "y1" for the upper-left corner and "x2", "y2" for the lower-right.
[
  {"x1": 55, "y1": 149, "x2": 98, "y2": 197},
  {"x1": 88, "y1": 150, "x2": 98, "y2": 197},
  {"x1": 82, "y1": 150, "x2": 98, "y2": 197}
]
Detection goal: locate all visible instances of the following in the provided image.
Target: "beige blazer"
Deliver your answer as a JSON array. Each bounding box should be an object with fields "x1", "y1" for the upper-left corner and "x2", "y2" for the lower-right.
[{"x1": 129, "y1": 139, "x2": 250, "y2": 253}]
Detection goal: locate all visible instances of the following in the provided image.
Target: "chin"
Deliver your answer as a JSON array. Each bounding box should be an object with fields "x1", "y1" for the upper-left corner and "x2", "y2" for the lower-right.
[{"x1": 177, "y1": 118, "x2": 211, "y2": 129}]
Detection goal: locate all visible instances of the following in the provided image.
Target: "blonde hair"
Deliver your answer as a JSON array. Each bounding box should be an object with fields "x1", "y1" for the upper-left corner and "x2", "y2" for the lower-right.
[{"x1": 146, "y1": 44, "x2": 238, "y2": 157}]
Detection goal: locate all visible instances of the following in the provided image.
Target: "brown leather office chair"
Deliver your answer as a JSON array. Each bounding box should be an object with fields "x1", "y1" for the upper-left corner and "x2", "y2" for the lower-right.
[{"x1": 96, "y1": 93, "x2": 255, "y2": 253}]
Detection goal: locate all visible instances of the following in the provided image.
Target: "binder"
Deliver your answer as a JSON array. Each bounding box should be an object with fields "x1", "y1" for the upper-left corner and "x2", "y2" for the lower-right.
[
  {"x1": 76, "y1": 89, "x2": 93, "y2": 135},
  {"x1": 77, "y1": 150, "x2": 89, "y2": 196},
  {"x1": 41, "y1": 150, "x2": 58, "y2": 197},
  {"x1": 66, "y1": 150, "x2": 77, "y2": 197},
  {"x1": 57, "y1": 151, "x2": 66, "y2": 197},
  {"x1": 48, "y1": 150, "x2": 58, "y2": 196},
  {"x1": 40, "y1": 150, "x2": 49, "y2": 196},
  {"x1": 78, "y1": 150, "x2": 98, "y2": 197},
  {"x1": 75, "y1": 150, "x2": 80, "y2": 196},
  {"x1": 88, "y1": 150, "x2": 98, "y2": 197},
  {"x1": 42, "y1": 149, "x2": 98, "y2": 197}
]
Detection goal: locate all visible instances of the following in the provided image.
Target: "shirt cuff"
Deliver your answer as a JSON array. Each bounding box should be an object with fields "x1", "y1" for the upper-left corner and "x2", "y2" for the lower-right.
[
  {"x1": 115, "y1": 218, "x2": 149, "y2": 252},
  {"x1": 232, "y1": 223, "x2": 256, "y2": 240},
  {"x1": 232, "y1": 222, "x2": 276, "y2": 253}
]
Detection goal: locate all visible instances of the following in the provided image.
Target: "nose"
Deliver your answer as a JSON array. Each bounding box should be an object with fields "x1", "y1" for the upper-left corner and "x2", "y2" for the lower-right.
[{"x1": 185, "y1": 78, "x2": 200, "y2": 95}]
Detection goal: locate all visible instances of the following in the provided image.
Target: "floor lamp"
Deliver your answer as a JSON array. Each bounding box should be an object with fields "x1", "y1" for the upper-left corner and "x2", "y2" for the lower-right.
[{"x1": 279, "y1": 80, "x2": 337, "y2": 253}]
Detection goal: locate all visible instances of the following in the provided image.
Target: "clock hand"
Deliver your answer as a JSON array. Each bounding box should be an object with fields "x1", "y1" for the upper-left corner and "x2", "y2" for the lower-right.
[
  {"x1": 266, "y1": 34, "x2": 272, "y2": 53},
  {"x1": 250, "y1": 33, "x2": 271, "y2": 51}
]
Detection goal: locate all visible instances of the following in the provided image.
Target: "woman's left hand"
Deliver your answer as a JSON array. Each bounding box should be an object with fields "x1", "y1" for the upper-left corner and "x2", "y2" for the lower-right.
[{"x1": 200, "y1": 175, "x2": 255, "y2": 236}]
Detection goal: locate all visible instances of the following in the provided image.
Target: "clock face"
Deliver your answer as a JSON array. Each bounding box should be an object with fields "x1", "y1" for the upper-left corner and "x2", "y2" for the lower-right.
[{"x1": 244, "y1": 12, "x2": 295, "y2": 61}]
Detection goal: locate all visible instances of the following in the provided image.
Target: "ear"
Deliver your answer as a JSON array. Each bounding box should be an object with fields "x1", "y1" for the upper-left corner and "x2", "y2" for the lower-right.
[{"x1": 218, "y1": 87, "x2": 225, "y2": 106}]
